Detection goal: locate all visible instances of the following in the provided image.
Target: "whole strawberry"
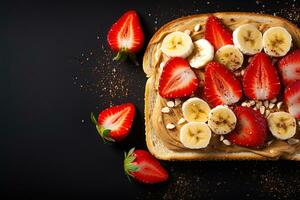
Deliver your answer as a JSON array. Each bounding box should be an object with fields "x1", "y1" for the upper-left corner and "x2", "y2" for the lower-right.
[
  {"x1": 91, "y1": 103, "x2": 135, "y2": 142},
  {"x1": 107, "y1": 10, "x2": 144, "y2": 64},
  {"x1": 124, "y1": 148, "x2": 169, "y2": 184}
]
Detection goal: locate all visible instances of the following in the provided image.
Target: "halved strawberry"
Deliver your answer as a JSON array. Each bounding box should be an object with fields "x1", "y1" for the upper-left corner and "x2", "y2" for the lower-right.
[
  {"x1": 204, "y1": 61, "x2": 242, "y2": 107},
  {"x1": 284, "y1": 80, "x2": 300, "y2": 119},
  {"x1": 243, "y1": 52, "x2": 281, "y2": 100},
  {"x1": 278, "y1": 49, "x2": 300, "y2": 86},
  {"x1": 158, "y1": 57, "x2": 199, "y2": 98},
  {"x1": 107, "y1": 10, "x2": 144, "y2": 63},
  {"x1": 124, "y1": 148, "x2": 168, "y2": 184},
  {"x1": 226, "y1": 106, "x2": 267, "y2": 147},
  {"x1": 204, "y1": 15, "x2": 233, "y2": 50},
  {"x1": 90, "y1": 103, "x2": 135, "y2": 142}
]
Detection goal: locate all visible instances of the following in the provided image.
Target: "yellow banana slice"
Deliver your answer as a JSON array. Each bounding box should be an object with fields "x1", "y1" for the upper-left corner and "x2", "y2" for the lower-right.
[
  {"x1": 215, "y1": 45, "x2": 244, "y2": 71},
  {"x1": 262, "y1": 27, "x2": 292, "y2": 57},
  {"x1": 208, "y1": 105, "x2": 237, "y2": 135},
  {"x1": 180, "y1": 122, "x2": 212, "y2": 149},
  {"x1": 188, "y1": 39, "x2": 214, "y2": 69},
  {"x1": 182, "y1": 97, "x2": 211, "y2": 122},
  {"x1": 267, "y1": 112, "x2": 296, "y2": 140},
  {"x1": 161, "y1": 31, "x2": 194, "y2": 58},
  {"x1": 233, "y1": 24, "x2": 263, "y2": 55}
]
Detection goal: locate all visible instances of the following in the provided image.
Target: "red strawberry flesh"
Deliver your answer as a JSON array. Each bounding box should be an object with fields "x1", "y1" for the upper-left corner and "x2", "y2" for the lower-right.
[
  {"x1": 279, "y1": 49, "x2": 300, "y2": 86},
  {"x1": 159, "y1": 57, "x2": 199, "y2": 98},
  {"x1": 204, "y1": 61, "x2": 242, "y2": 107},
  {"x1": 284, "y1": 80, "x2": 300, "y2": 119},
  {"x1": 226, "y1": 106, "x2": 267, "y2": 147},
  {"x1": 107, "y1": 10, "x2": 144, "y2": 61},
  {"x1": 243, "y1": 52, "x2": 280, "y2": 100},
  {"x1": 124, "y1": 148, "x2": 168, "y2": 184},
  {"x1": 96, "y1": 103, "x2": 135, "y2": 141},
  {"x1": 204, "y1": 15, "x2": 233, "y2": 50}
]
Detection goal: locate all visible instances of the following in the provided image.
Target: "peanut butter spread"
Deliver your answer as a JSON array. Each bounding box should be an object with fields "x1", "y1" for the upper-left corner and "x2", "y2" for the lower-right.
[{"x1": 145, "y1": 15, "x2": 300, "y2": 159}]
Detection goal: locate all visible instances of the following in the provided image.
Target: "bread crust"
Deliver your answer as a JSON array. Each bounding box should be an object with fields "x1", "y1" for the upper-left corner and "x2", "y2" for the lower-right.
[{"x1": 143, "y1": 12, "x2": 300, "y2": 161}]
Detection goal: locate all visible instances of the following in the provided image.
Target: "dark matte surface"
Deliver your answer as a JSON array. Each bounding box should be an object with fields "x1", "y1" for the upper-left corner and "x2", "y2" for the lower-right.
[{"x1": 1, "y1": 0, "x2": 300, "y2": 199}]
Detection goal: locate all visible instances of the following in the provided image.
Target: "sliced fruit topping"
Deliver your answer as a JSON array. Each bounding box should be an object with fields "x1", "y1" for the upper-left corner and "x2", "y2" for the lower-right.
[
  {"x1": 262, "y1": 27, "x2": 292, "y2": 57},
  {"x1": 204, "y1": 15, "x2": 233, "y2": 50},
  {"x1": 158, "y1": 57, "x2": 199, "y2": 98},
  {"x1": 107, "y1": 10, "x2": 144, "y2": 63},
  {"x1": 243, "y1": 52, "x2": 280, "y2": 100},
  {"x1": 124, "y1": 148, "x2": 168, "y2": 184},
  {"x1": 233, "y1": 24, "x2": 263, "y2": 55},
  {"x1": 91, "y1": 103, "x2": 135, "y2": 142},
  {"x1": 267, "y1": 112, "x2": 296, "y2": 140},
  {"x1": 284, "y1": 80, "x2": 300, "y2": 119},
  {"x1": 215, "y1": 44, "x2": 244, "y2": 71},
  {"x1": 278, "y1": 49, "x2": 300, "y2": 86},
  {"x1": 180, "y1": 122, "x2": 212, "y2": 149},
  {"x1": 226, "y1": 106, "x2": 268, "y2": 147},
  {"x1": 161, "y1": 31, "x2": 194, "y2": 58},
  {"x1": 208, "y1": 105, "x2": 237, "y2": 135},
  {"x1": 188, "y1": 39, "x2": 214, "y2": 69},
  {"x1": 182, "y1": 97, "x2": 211, "y2": 122},
  {"x1": 204, "y1": 61, "x2": 242, "y2": 107}
]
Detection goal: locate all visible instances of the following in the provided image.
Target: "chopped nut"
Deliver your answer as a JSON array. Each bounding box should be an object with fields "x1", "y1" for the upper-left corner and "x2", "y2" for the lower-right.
[
  {"x1": 175, "y1": 98, "x2": 181, "y2": 106},
  {"x1": 161, "y1": 107, "x2": 170, "y2": 113},
  {"x1": 160, "y1": 62, "x2": 165, "y2": 70},
  {"x1": 276, "y1": 101, "x2": 283, "y2": 109},
  {"x1": 287, "y1": 138, "x2": 299, "y2": 145},
  {"x1": 256, "y1": 101, "x2": 262, "y2": 108},
  {"x1": 259, "y1": 106, "x2": 265, "y2": 114},
  {"x1": 220, "y1": 135, "x2": 224, "y2": 141},
  {"x1": 177, "y1": 118, "x2": 186, "y2": 125},
  {"x1": 194, "y1": 24, "x2": 200, "y2": 32},
  {"x1": 249, "y1": 100, "x2": 256, "y2": 106},
  {"x1": 298, "y1": 121, "x2": 300, "y2": 126},
  {"x1": 166, "y1": 123, "x2": 175, "y2": 130},
  {"x1": 265, "y1": 110, "x2": 270, "y2": 117},
  {"x1": 269, "y1": 103, "x2": 275, "y2": 109},
  {"x1": 167, "y1": 101, "x2": 175, "y2": 108},
  {"x1": 270, "y1": 97, "x2": 277, "y2": 103},
  {"x1": 241, "y1": 102, "x2": 248, "y2": 107},
  {"x1": 184, "y1": 29, "x2": 191, "y2": 35},
  {"x1": 267, "y1": 140, "x2": 273, "y2": 145},
  {"x1": 263, "y1": 100, "x2": 269, "y2": 108},
  {"x1": 223, "y1": 139, "x2": 231, "y2": 146},
  {"x1": 241, "y1": 69, "x2": 245, "y2": 76}
]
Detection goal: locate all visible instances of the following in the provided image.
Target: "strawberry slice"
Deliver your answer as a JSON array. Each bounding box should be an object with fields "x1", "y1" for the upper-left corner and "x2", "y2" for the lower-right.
[
  {"x1": 278, "y1": 49, "x2": 300, "y2": 86},
  {"x1": 90, "y1": 103, "x2": 135, "y2": 142},
  {"x1": 284, "y1": 80, "x2": 300, "y2": 119},
  {"x1": 204, "y1": 15, "x2": 233, "y2": 50},
  {"x1": 204, "y1": 61, "x2": 242, "y2": 107},
  {"x1": 124, "y1": 148, "x2": 168, "y2": 184},
  {"x1": 158, "y1": 57, "x2": 199, "y2": 98},
  {"x1": 243, "y1": 52, "x2": 281, "y2": 100},
  {"x1": 226, "y1": 106, "x2": 267, "y2": 147},
  {"x1": 107, "y1": 10, "x2": 144, "y2": 63}
]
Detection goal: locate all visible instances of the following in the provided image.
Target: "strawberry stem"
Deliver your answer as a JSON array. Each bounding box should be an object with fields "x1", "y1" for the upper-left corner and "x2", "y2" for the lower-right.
[
  {"x1": 124, "y1": 148, "x2": 139, "y2": 181},
  {"x1": 113, "y1": 50, "x2": 139, "y2": 66},
  {"x1": 90, "y1": 112, "x2": 114, "y2": 143}
]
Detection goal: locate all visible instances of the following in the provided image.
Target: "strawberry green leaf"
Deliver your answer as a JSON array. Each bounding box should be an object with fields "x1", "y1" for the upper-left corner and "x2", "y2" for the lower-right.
[
  {"x1": 113, "y1": 50, "x2": 128, "y2": 62},
  {"x1": 102, "y1": 129, "x2": 111, "y2": 137},
  {"x1": 90, "y1": 112, "x2": 98, "y2": 125}
]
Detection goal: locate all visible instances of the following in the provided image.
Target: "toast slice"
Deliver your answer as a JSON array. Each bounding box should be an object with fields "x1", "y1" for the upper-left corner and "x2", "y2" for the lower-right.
[{"x1": 143, "y1": 12, "x2": 300, "y2": 161}]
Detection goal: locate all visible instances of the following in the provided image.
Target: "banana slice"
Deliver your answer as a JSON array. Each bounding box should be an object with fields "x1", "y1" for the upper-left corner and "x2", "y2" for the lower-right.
[
  {"x1": 267, "y1": 112, "x2": 296, "y2": 140},
  {"x1": 215, "y1": 45, "x2": 244, "y2": 71},
  {"x1": 187, "y1": 39, "x2": 214, "y2": 69},
  {"x1": 233, "y1": 24, "x2": 263, "y2": 55},
  {"x1": 161, "y1": 31, "x2": 194, "y2": 58},
  {"x1": 182, "y1": 97, "x2": 211, "y2": 122},
  {"x1": 262, "y1": 27, "x2": 292, "y2": 57},
  {"x1": 208, "y1": 105, "x2": 237, "y2": 135},
  {"x1": 180, "y1": 122, "x2": 212, "y2": 149}
]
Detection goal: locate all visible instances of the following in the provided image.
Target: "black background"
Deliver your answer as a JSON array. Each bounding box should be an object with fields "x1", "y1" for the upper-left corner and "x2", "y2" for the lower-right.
[{"x1": 1, "y1": 0, "x2": 300, "y2": 199}]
